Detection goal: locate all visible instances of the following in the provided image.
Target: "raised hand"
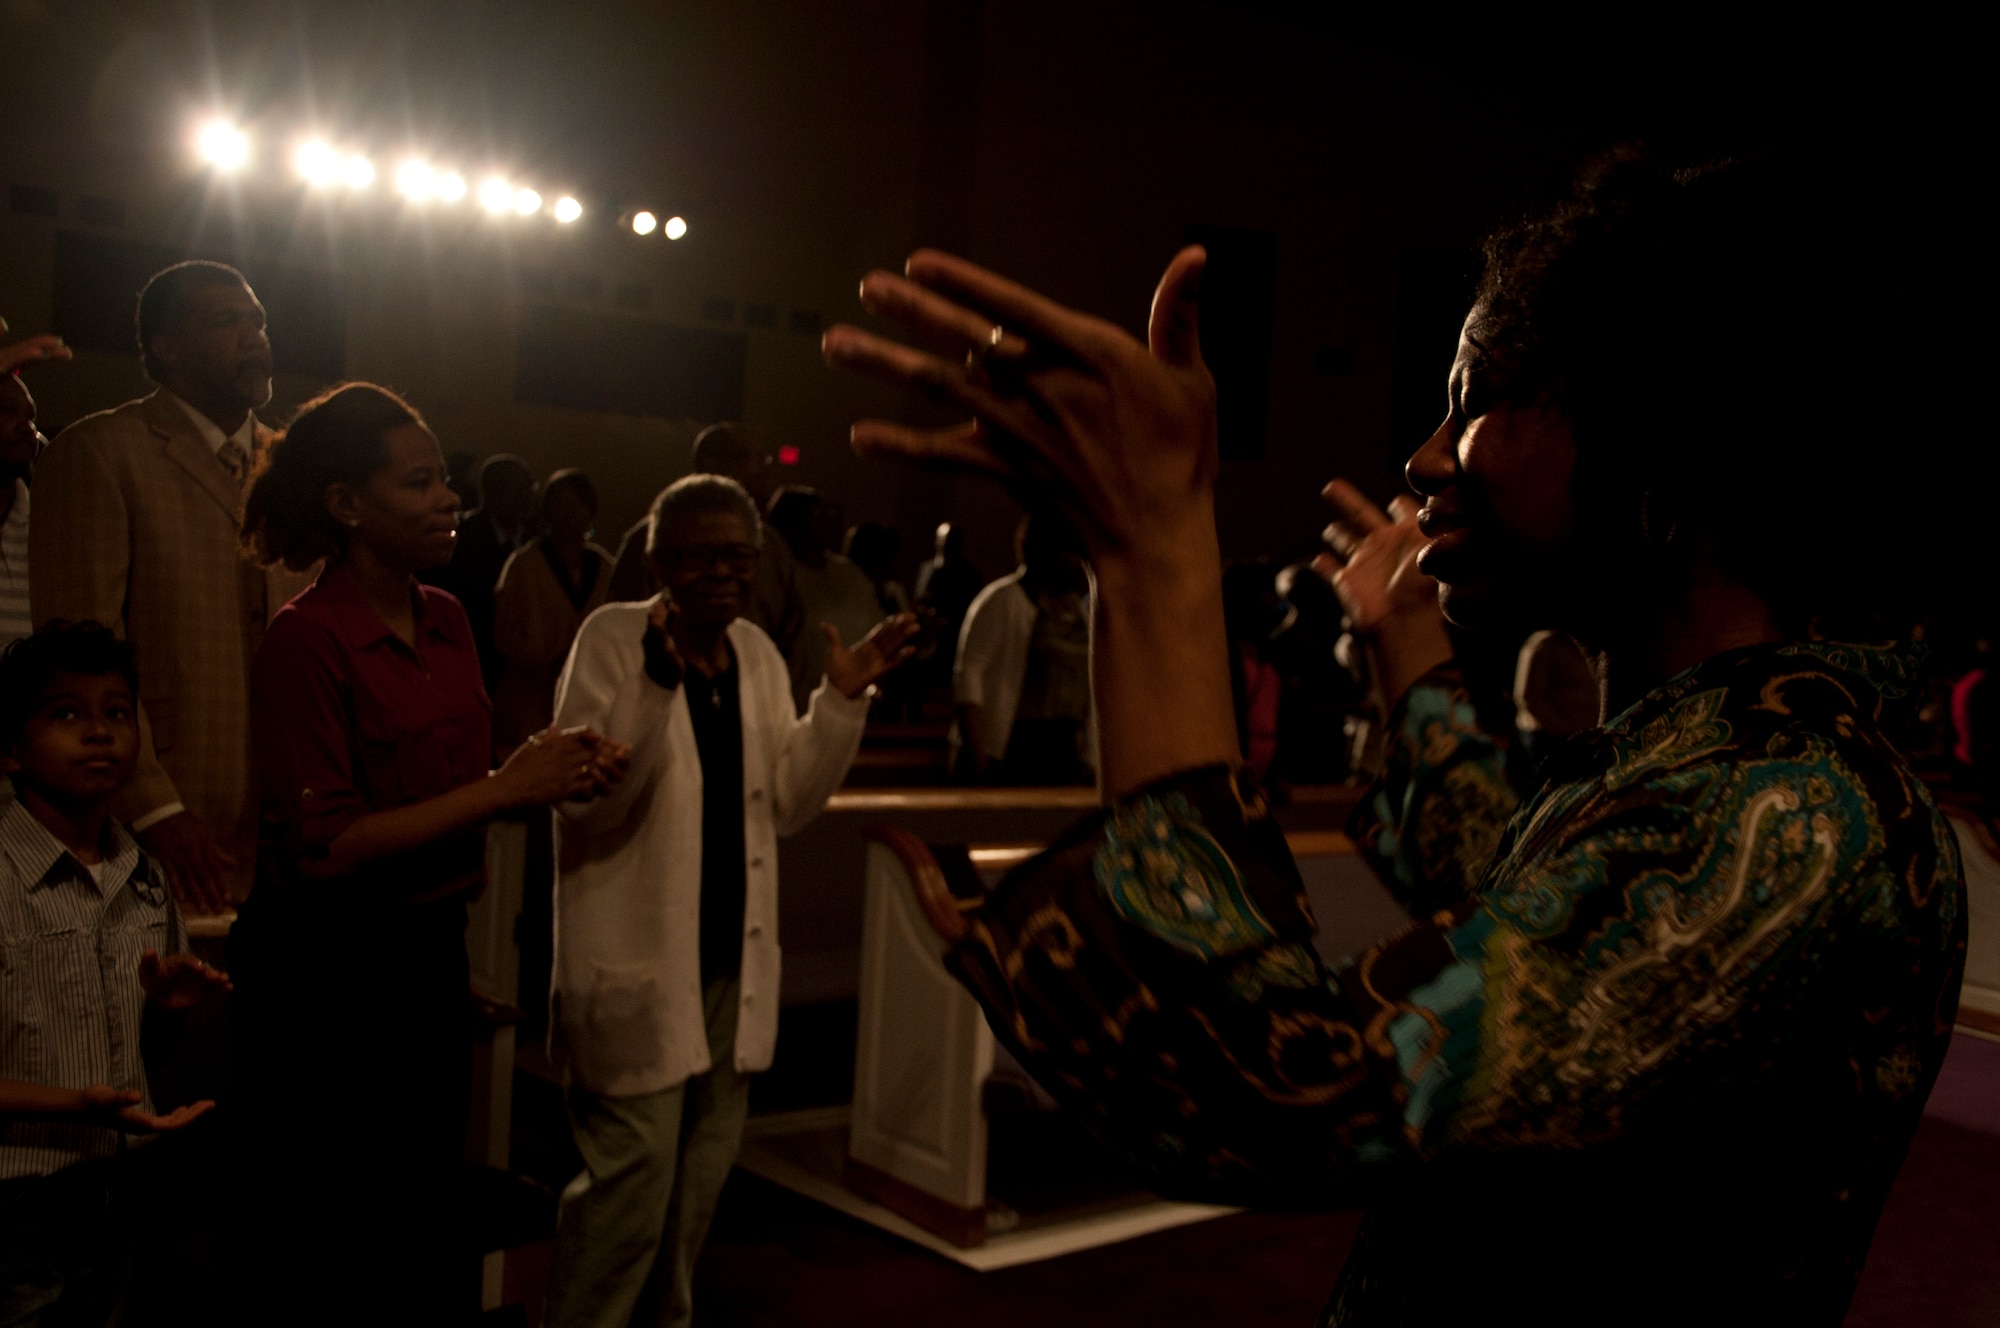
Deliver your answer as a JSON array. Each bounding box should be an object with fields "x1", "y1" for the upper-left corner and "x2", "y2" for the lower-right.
[
  {"x1": 1314, "y1": 481, "x2": 1438, "y2": 633},
  {"x1": 826, "y1": 613, "x2": 920, "y2": 699},
  {"x1": 0, "y1": 329, "x2": 72, "y2": 375},
  {"x1": 822, "y1": 247, "x2": 1216, "y2": 570},
  {"x1": 137, "y1": 949, "x2": 233, "y2": 1010},
  {"x1": 1314, "y1": 480, "x2": 1453, "y2": 705},
  {"x1": 823, "y1": 250, "x2": 1237, "y2": 798}
]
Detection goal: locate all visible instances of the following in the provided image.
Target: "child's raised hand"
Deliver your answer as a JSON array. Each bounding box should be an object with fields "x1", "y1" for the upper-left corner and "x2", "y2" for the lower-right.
[{"x1": 137, "y1": 949, "x2": 233, "y2": 1011}]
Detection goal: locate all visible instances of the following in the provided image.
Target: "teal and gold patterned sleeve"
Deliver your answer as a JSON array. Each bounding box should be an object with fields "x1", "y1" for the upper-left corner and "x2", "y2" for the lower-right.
[
  {"x1": 944, "y1": 656, "x2": 1964, "y2": 1213},
  {"x1": 947, "y1": 766, "x2": 1415, "y2": 1206},
  {"x1": 1348, "y1": 667, "x2": 1518, "y2": 917}
]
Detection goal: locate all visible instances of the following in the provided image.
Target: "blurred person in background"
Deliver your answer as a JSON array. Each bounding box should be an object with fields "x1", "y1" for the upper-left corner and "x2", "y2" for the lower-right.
[
  {"x1": 845, "y1": 521, "x2": 920, "y2": 720},
  {"x1": 1269, "y1": 562, "x2": 1358, "y2": 784},
  {"x1": 912, "y1": 521, "x2": 984, "y2": 701},
  {"x1": 493, "y1": 468, "x2": 616, "y2": 753},
  {"x1": 1223, "y1": 559, "x2": 1287, "y2": 784},
  {"x1": 767, "y1": 487, "x2": 882, "y2": 716},
  {"x1": 1511, "y1": 628, "x2": 1599, "y2": 767},
  {"x1": 31, "y1": 261, "x2": 311, "y2": 915},
  {"x1": 952, "y1": 514, "x2": 1094, "y2": 785},
  {"x1": 428, "y1": 452, "x2": 536, "y2": 691},
  {"x1": 1, "y1": 326, "x2": 72, "y2": 649},
  {"x1": 442, "y1": 448, "x2": 481, "y2": 512}
]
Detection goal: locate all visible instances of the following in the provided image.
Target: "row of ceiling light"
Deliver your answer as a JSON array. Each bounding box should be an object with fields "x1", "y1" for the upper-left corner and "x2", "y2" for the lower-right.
[{"x1": 194, "y1": 119, "x2": 686, "y2": 239}]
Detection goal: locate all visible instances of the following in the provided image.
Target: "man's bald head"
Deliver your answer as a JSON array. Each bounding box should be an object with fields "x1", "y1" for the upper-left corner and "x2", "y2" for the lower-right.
[{"x1": 692, "y1": 422, "x2": 770, "y2": 503}]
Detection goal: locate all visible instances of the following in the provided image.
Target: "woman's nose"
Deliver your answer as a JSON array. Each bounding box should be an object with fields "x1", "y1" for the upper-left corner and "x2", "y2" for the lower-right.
[{"x1": 1405, "y1": 418, "x2": 1458, "y2": 497}]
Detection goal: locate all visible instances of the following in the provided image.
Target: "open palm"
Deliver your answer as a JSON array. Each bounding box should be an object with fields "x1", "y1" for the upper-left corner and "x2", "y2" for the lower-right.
[{"x1": 826, "y1": 614, "x2": 920, "y2": 699}]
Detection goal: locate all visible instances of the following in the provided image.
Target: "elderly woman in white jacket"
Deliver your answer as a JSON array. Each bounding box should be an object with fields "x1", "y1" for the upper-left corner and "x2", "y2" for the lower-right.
[{"x1": 544, "y1": 474, "x2": 915, "y2": 1328}]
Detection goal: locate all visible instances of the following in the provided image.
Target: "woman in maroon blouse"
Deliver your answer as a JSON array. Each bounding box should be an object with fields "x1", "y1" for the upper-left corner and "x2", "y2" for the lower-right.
[{"x1": 231, "y1": 383, "x2": 625, "y2": 1321}]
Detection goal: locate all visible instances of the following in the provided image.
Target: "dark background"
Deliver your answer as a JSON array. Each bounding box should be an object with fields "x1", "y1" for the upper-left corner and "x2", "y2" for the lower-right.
[{"x1": 0, "y1": 1, "x2": 1976, "y2": 582}]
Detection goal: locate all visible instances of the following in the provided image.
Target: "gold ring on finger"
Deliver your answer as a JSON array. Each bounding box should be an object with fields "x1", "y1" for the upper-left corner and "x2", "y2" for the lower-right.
[{"x1": 964, "y1": 324, "x2": 1004, "y2": 372}]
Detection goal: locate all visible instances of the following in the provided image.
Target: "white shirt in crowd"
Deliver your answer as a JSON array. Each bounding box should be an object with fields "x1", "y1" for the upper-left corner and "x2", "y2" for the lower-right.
[
  {"x1": 548, "y1": 601, "x2": 868, "y2": 1098},
  {"x1": 0, "y1": 478, "x2": 29, "y2": 647},
  {"x1": 951, "y1": 567, "x2": 1097, "y2": 765}
]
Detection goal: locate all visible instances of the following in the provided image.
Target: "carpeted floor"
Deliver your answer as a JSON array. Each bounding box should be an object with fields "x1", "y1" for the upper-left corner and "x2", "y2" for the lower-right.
[{"x1": 502, "y1": 1028, "x2": 2000, "y2": 1326}]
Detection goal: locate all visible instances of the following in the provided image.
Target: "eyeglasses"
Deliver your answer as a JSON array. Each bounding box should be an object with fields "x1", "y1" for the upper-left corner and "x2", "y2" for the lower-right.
[{"x1": 662, "y1": 542, "x2": 759, "y2": 574}]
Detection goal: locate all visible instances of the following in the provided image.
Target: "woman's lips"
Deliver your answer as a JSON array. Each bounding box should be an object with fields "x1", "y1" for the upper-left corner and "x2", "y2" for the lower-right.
[{"x1": 1416, "y1": 527, "x2": 1474, "y2": 579}]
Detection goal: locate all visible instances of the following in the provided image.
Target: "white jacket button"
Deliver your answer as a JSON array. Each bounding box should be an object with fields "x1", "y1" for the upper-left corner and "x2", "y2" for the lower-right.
[
  {"x1": 743, "y1": 991, "x2": 756, "y2": 1005},
  {"x1": 749, "y1": 855, "x2": 764, "y2": 868},
  {"x1": 749, "y1": 788, "x2": 765, "y2": 800},
  {"x1": 747, "y1": 923, "x2": 764, "y2": 938}
]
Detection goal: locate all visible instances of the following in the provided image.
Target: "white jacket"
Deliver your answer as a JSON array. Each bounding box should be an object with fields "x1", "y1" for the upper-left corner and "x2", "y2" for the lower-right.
[{"x1": 550, "y1": 599, "x2": 869, "y2": 1097}]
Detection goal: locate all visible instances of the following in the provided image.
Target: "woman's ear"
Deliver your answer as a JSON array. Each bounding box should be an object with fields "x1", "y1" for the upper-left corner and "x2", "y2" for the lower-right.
[{"x1": 324, "y1": 482, "x2": 363, "y2": 531}]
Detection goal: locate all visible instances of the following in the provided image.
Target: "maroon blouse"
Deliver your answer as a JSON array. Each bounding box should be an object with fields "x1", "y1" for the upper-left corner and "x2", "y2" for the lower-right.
[{"x1": 252, "y1": 565, "x2": 493, "y2": 901}]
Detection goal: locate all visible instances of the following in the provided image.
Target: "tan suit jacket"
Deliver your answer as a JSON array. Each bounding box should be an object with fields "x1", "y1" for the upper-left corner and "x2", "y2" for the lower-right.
[{"x1": 29, "y1": 390, "x2": 313, "y2": 901}]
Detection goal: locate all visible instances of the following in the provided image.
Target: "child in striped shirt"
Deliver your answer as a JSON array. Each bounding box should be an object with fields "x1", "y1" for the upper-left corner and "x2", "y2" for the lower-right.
[{"x1": 0, "y1": 621, "x2": 231, "y2": 1325}]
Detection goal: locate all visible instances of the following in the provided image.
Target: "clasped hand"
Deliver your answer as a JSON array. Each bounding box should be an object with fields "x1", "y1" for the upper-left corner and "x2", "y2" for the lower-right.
[{"x1": 501, "y1": 725, "x2": 630, "y2": 805}]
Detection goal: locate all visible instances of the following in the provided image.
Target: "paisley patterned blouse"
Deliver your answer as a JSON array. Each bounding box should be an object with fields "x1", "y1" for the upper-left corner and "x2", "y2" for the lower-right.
[{"x1": 947, "y1": 642, "x2": 1966, "y2": 1326}]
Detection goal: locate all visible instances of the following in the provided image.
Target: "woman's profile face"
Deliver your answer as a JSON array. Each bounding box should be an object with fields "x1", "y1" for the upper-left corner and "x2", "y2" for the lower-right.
[
  {"x1": 1404, "y1": 312, "x2": 1581, "y2": 628},
  {"x1": 351, "y1": 423, "x2": 461, "y2": 573}
]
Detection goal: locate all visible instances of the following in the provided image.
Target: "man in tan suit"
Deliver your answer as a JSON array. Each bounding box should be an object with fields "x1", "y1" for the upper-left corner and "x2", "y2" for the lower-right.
[{"x1": 30, "y1": 261, "x2": 308, "y2": 912}]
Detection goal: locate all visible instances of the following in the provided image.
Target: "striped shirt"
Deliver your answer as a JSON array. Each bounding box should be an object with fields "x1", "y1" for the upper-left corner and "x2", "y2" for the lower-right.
[
  {"x1": 0, "y1": 795, "x2": 188, "y2": 1179},
  {"x1": 0, "y1": 479, "x2": 28, "y2": 646}
]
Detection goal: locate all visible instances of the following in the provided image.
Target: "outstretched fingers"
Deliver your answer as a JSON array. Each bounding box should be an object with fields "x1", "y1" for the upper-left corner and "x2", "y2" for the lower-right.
[
  {"x1": 903, "y1": 250, "x2": 1115, "y2": 362},
  {"x1": 859, "y1": 271, "x2": 1033, "y2": 360},
  {"x1": 821, "y1": 325, "x2": 1039, "y2": 434},
  {"x1": 848, "y1": 419, "x2": 1015, "y2": 481}
]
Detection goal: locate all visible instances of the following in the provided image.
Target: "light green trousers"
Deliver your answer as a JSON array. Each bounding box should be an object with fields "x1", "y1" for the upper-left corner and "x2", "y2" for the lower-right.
[{"x1": 545, "y1": 978, "x2": 751, "y2": 1328}]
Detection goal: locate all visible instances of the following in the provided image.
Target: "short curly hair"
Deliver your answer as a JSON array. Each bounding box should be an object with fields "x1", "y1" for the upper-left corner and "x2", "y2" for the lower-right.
[
  {"x1": 644, "y1": 473, "x2": 764, "y2": 559},
  {"x1": 242, "y1": 382, "x2": 426, "y2": 570},
  {"x1": 1469, "y1": 149, "x2": 1911, "y2": 632},
  {"x1": 0, "y1": 620, "x2": 139, "y2": 746}
]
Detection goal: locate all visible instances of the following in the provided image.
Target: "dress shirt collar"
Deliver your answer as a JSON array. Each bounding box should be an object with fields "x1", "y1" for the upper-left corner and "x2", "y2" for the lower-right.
[
  {"x1": 0, "y1": 796, "x2": 145, "y2": 901},
  {"x1": 167, "y1": 390, "x2": 258, "y2": 458},
  {"x1": 310, "y1": 563, "x2": 455, "y2": 654}
]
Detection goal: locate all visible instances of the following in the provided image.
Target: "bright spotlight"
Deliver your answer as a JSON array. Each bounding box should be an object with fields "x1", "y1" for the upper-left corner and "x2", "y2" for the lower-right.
[
  {"x1": 437, "y1": 172, "x2": 467, "y2": 202},
  {"x1": 297, "y1": 139, "x2": 343, "y2": 187},
  {"x1": 513, "y1": 188, "x2": 542, "y2": 216},
  {"x1": 631, "y1": 210, "x2": 658, "y2": 236},
  {"x1": 396, "y1": 160, "x2": 437, "y2": 201},
  {"x1": 553, "y1": 196, "x2": 583, "y2": 223},
  {"x1": 343, "y1": 155, "x2": 375, "y2": 189},
  {"x1": 664, "y1": 215, "x2": 688, "y2": 240},
  {"x1": 197, "y1": 120, "x2": 250, "y2": 172},
  {"x1": 479, "y1": 178, "x2": 513, "y2": 213}
]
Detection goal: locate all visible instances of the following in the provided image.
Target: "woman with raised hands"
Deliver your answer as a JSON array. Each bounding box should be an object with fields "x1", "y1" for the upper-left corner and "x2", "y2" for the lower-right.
[{"x1": 823, "y1": 153, "x2": 1965, "y2": 1326}]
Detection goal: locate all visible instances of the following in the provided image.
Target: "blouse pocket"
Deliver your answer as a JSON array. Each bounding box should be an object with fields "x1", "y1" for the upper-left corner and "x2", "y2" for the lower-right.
[{"x1": 353, "y1": 696, "x2": 456, "y2": 810}]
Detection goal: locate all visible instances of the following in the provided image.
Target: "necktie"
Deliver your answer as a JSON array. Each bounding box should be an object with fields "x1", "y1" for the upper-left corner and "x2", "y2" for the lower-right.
[{"x1": 217, "y1": 440, "x2": 249, "y2": 492}]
